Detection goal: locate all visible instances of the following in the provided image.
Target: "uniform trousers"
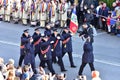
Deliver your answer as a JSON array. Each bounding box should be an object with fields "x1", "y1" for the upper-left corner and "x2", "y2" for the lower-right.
[
  {"x1": 62, "y1": 52, "x2": 75, "y2": 66},
  {"x1": 57, "y1": 56, "x2": 66, "y2": 71},
  {"x1": 78, "y1": 62, "x2": 95, "y2": 75},
  {"x1": 18, "y1": 54, "x2": 25, "y2": 66},
  {"x1": 40, "y1": 59, "x2": 55, "y2": 75}
]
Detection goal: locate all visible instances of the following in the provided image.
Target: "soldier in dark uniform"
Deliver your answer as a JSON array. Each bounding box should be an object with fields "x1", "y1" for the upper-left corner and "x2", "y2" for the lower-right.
[
  {"x1": 51, "y1": 28, "x2": 67, "y2": 72},
  {"x1": 18, "y1": 29, "x2": 30, "y2": 67},
  {"x1": 44, "y1": 24, "x2": 52, "y2": 37},
  {"x1": 32, "y1": 28, "x2": 41, "y2": 57},
  {"x1": 39, "y1": 34, "x2": 55, "y2": 75},
  {"x1": 62, "y1": 27, "x2": 76, "y2": 68},
  {"x1": 78, "y1": 35, "x2": 95, "y2": 75},
  {"x1": 32, "y1": 28, "x2": 41, "y2": 66},
  {"x1": 24, "y1": 36, "x2": 36, "y2": 72}
]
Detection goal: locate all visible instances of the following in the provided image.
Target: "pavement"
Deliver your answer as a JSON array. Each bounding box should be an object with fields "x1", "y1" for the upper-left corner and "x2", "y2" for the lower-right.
[{"x1": 0, "y1": 21, "x2": 120, "y2": 80}]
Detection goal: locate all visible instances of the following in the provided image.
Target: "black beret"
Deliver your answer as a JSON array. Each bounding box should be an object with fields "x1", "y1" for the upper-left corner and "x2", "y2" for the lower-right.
[
  {"x1": 24, "y1": 29, "x2": 29, "y2": 33},
  {"x1": 35, "y1": 27, "x2": 40, "y2": 31}
]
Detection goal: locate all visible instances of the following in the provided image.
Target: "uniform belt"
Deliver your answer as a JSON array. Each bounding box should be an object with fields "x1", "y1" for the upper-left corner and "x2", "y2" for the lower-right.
[{"x1": 20, "y1": 45, "x2": 25, "y2": 49}]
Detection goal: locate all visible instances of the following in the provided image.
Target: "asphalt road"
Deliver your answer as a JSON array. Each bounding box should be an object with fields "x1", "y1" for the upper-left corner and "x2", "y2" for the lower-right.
[{"x1": 0, "y1": 21, "x2": 120, "y2": 80}]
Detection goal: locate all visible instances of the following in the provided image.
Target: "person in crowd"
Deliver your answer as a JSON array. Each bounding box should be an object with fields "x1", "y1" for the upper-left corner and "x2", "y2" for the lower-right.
[
  {"x1": 84, "y1": 9, "x2": 94, "y2": 24},
  {"x1": 58, "y1": 0, "x2": 68, "y2": 27},
  {"x1": 107, "y1": 14, "x2": 111, "y2": 33},
  {"x1": 62, "y1": 27, "x2": 76, "y2": 68},
  {"x1": 99, "y1": 2, "x2": 110, "y2": 31},
  {"x1": 0, "y1": 0, "x2": 4, "y2": 21},
  {"x1": 21, "y1": 0, "x2": 29, "y2": 26},
  {"x1": 21, "y1": 65, "x2": 31, "y2": 80},
  {"x1": 95, "y1": 1, "x2": 103, "y2": 29},
  {"x1": 78, "y1": 35, "x2": 95, "y2": 76},
  {"x1": 92, "y1": 71, "x2": 101, "y2": 80},
  {"x1": 30, "y1": 0, "x2": 37, "y2": 27},
  {"x1": 39, "y1": 0, "x2": 47, "y2": 27},
  {"x1": 90, "y1": 4, "x2": 96, "y2": 27},
  {"x1": 76, "y1": 0, "x2": 87, "y2": 25}
]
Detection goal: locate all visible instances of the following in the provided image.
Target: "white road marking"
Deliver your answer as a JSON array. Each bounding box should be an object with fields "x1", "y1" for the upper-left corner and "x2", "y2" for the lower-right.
[
  {"x1": 0, "y1": 40, "x2": 19, "y2": 46},
  {"x1": 1, "y1": 33, "x2": 120, "y2": 67}
]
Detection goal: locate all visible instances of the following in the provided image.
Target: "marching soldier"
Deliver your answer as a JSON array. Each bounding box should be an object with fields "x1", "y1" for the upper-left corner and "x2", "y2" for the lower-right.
[
  {"x1": 30, "y1": 0, "x2": 37, "y2": 27},
  {"x1": 44, "y1": 24, "x2": 52, "y2": 37},
  {"x1": 58, "y1": 0, "x2": 67, "y2": 27},
  {"x1": 24, "y1": 34, "x2": 36, "y2": 72},
  {"x1": 18, "y1": 29, "x2": 31, "y2": 67},
  {"x1": 32, "y1": 28, "x2": 41, "y2": 65},
  {"x1": 51, "y1": 28, "x2": 67, "y2": 72},
  {"x1": 62, "y1": 27, "x2": 76, "y2": 68},
  {"x1": 12, "y1": 0, "x2": 19, "y2": 24},
  {"x1": 21, "y1": 0, "x2": 29, "y2": 26},
  {"x1": 39, "y1": 0, "x2": 47, "y2": 27},
  {"x1": 40, "y1": 33, "x2": 56, "y2": 75}
]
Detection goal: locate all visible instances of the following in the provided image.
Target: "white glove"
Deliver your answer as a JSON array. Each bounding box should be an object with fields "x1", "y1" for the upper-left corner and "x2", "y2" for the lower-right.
[
  {"x1": 57, "y1": 36, "x2": 60, "y2": 39},
  {"x1": 50, "y1": 41, "x2": 54, "y2": 44}
]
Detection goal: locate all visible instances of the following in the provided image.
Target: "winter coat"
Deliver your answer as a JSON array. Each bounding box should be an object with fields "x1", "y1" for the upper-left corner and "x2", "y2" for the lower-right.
[{"x1": 82, "y1": 41, "x2": 94, "y2": 63}]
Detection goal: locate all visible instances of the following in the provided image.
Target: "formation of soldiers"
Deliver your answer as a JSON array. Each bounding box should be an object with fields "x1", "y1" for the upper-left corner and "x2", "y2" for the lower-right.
[
  {"x1": 0, "y1": 0, "x2": 72, "y2": 27},
  {"x1": 19, "y1": 25, "x2": 76, "y2": 75}
]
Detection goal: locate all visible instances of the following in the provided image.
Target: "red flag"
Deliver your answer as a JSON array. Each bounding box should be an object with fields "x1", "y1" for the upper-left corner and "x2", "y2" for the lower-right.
[{"x1": 70, "y1": 7, "x2": 78, "y2": 33}]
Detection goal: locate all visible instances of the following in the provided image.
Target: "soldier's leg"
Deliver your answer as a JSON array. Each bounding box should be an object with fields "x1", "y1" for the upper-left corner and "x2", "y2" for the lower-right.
[
  {"x1": 52, "y1": 52, "x2": 57, "y2": 63},
  {"x1": 78, "y1": 62, "x2": 87, "y2": 75},
  {"x1": 57, "y1": 56, "x2": 67, "y2": 72},
  {"x1": 62, "y1": 52, "x2": 66, "y2": 57},
  {"x1": 46, "y1": 59, "x2": 55, "y2": 75},
  {"x1": 18, "y1": 54, "x2": 25, "y2": 66},
  {"x1": 68, "y1": 52, "x2": 76, "y2": 67},
  {"x1": 89, "y1": 63, "x2": 95, "y2": 71},
  {"x1": 40, "y1": 60, "x2": 46, "y2": 68}
]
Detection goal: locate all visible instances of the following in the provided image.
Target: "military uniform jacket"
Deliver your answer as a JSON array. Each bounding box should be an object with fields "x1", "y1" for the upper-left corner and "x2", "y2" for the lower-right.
[
  {"x1": 50, "y1": 33, "x2": 64, "y2": 57},
  {"x1": 44, "y1": 28, "x2": 51, "y2": 37},
  {"x1": 62, "y1": 31, "x2": 73, "y2": 53},
  {"x1": 82, "y1": 41, "x2": 94, "y2": 63},
  {"x1": 32, "y1": 32, "x2": 41, "y2": 54},
  {"x1": 40, "y1": 39, "x2": 52, "y2": 60},
  {"x1": 24, "y1": 43, "x2": 35, "y2": 65},
  {"x1": 20, "y1": 34, "x2": 31, "y2": 55}
]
